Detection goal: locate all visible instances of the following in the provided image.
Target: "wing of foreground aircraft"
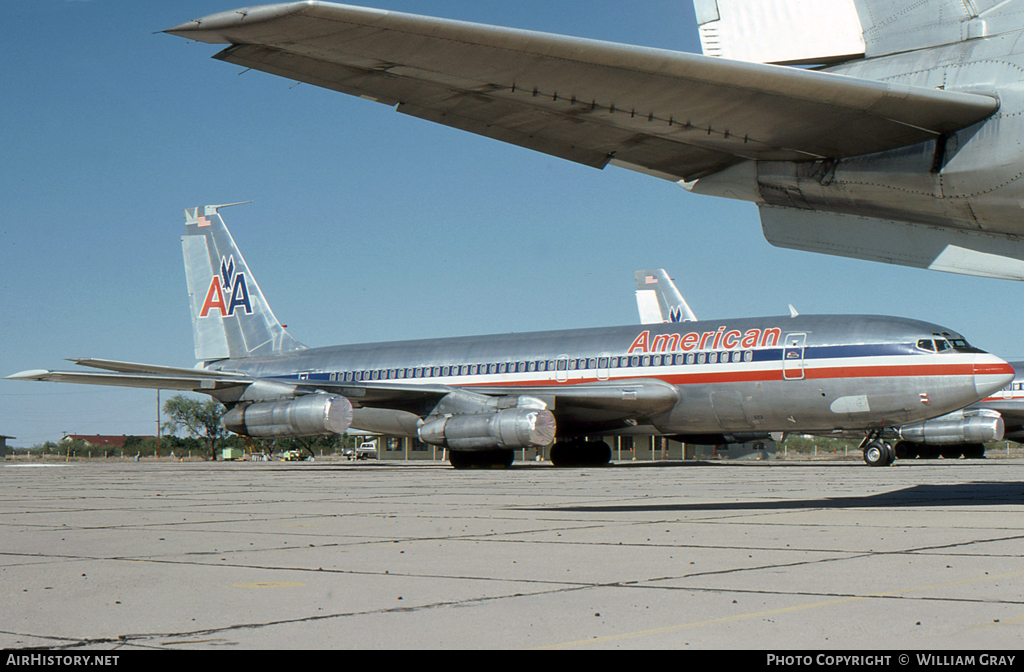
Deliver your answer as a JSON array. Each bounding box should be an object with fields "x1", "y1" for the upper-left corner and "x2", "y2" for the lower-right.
[
  {"x1": 164, "y1": 2, "x2": 996, "y2": 182},
  {"x1": 165, "y1": 2, "x2": 1024, "y2": 281}
]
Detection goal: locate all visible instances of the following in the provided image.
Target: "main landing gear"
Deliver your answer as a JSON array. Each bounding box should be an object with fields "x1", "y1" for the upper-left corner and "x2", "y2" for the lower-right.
[
  {"x1": 448, "y1": 448, "x2": 515, "y2": 470},
  {"x1": 549, "y1": 440, "x2": 612, "y2": 468},
  {"x1": 861, "y1": 431, "x2": 895, "y2": 467}
]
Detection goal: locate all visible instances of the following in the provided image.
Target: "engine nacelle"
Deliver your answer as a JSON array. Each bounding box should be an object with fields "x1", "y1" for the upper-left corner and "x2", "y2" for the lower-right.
[
  {"x1": 899, "y1": 415, "x2": 1004, "y2": 445},
  {"x1": 419, "y1": 408, "x2": 556, "y2": 451},
  {"x1": 223, "y1": 395, "x2": 353, "y2": 438}
]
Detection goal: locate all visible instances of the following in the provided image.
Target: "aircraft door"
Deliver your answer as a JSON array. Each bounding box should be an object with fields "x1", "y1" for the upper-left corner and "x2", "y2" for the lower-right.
[
  {"x1": 555, "y1": 356, "x2": 570, "y2": 383},
  {"x1": 597, "y1": 354, "x2": 611, "y2": 381},
  {"x1": 783, "y1": 333, "x2": 806, "y2": 381}
]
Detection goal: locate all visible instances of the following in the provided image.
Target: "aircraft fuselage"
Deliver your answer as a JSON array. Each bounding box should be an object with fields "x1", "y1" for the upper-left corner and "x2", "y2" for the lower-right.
[{"x1": 212, "y1": 314, "x2": 1010, "y2": 440}]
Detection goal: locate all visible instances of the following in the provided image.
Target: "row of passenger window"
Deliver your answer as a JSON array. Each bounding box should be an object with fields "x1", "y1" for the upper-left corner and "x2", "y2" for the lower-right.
[{"x1": 324, "y1": 350, "x2": 758, "y2": 383}]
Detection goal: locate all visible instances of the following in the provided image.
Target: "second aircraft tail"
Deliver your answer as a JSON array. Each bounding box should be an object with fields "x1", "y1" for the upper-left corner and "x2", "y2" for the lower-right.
[
  {"x1": 182, "y1": 205, "x2": 306, "y2": 361},
  {"x1": 634, "y1": 269, "x2": 698, "y2": 324}
]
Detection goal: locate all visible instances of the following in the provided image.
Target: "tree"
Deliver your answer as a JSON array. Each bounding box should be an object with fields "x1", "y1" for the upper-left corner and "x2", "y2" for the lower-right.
[{"x1": 162, "y1": 395, "x2": 228, "y2": 461}]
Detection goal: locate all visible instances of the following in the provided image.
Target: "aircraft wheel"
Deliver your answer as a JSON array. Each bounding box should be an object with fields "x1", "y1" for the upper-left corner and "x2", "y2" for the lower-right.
[
  {"x1": 894, "y1": 442, "x2": 918, "y2": 460},
  {"x1": 863, "y1": 441, "x2": 894, "y2": 467},
  {"x1": 940, "y1": 446, "x2": 964, "y2": 460},
  {"x1": 549, "y1": 441, "x2": 612, "y2": 468},
  {"x1": 962, "y1": 444, "x2": 986, "y2": 459},
  {"x1": 448, "y1": 449, "x2": 515, "y2": 470}
]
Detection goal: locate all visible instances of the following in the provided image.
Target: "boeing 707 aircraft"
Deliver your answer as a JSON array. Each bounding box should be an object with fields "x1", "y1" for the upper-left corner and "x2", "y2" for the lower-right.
[
  {"x1": 8, "y1": 206, "x2": 1014, "y2": 469},
  {"x1": 165, "y1": 1, "x2": 1024, "y2": 280}
]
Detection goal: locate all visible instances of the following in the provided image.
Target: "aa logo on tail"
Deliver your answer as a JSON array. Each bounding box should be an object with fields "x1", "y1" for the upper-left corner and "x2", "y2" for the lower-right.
[{"x1": 200, "y1": 256, "x2": 253, "y2": 318}]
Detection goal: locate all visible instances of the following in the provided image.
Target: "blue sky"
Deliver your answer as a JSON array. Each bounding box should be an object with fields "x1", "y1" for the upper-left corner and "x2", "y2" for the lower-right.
[{"x1": 2, "y1": 1, "x2": 1022, "y2": 447}]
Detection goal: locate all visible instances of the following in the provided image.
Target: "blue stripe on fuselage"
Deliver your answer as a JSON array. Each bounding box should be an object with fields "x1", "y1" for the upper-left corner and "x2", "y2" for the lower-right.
[{"x1": 271, "y1": 342, "x2": 936, "y2": 384}]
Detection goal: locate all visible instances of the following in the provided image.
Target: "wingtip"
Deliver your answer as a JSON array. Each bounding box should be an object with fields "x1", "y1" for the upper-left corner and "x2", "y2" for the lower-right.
[
  {"x1": 6, "y1": 370, "x2": 51, "y2": 381},
  {"x1": 163, "y1": 3, "x2": 317, "y2": 42}
]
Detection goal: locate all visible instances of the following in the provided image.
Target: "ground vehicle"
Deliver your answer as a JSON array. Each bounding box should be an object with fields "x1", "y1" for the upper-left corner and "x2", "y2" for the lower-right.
[{"x1": 343, "y1": 441, "x2": 378, "y2": 461}]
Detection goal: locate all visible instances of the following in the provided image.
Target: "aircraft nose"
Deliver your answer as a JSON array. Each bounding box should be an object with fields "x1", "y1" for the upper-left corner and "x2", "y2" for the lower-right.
[{"x1": 973, "y1": 355, "x2": 1015, "y2": 399}]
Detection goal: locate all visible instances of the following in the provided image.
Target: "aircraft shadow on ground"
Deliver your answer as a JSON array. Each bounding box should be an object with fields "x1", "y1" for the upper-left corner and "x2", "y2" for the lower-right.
[{"x1": 525, "y1": 481, "x2": 1024, "y2": 513}]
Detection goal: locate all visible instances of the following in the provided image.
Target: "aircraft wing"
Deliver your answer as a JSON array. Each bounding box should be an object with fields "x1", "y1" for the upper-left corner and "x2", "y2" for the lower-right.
[
  {"x1": 7, "y1": 360, "x2": 454, "y2": 405},
  {"x1": 6, "y1": 368, "x2": 253, "y2": 393},
  {"x1": 165, "y1": 2, "x2": 999, "y2": 181},
  {"x1": 10, "y1": 358, "x2": 677, "y2": 432}
]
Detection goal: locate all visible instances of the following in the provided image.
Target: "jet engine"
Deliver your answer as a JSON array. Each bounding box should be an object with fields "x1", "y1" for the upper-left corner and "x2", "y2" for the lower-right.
[
  {"x1": 222, "y1": 394, "x2": 353, "y2": 438},
  {"x1": 899, "y1": 414, "x2": 1004, "y2": 445},
  {"x1": 419, "y1": 408, "x2": 556, "y2": 451}
]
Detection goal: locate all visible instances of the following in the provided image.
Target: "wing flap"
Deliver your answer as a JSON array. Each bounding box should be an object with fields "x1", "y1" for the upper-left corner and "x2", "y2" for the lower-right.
[{"x1": 167, "y1": 2, "x2": 999, "y2": 181}]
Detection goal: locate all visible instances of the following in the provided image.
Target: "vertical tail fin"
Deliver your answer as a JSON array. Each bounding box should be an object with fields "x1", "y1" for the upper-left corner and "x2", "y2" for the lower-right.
[
  {"x1": 182, "y1": 205, "x2": 306, "y2": 361},
  {"x1": 634, "y1": 269, "x2": 698, "y2": 324}
]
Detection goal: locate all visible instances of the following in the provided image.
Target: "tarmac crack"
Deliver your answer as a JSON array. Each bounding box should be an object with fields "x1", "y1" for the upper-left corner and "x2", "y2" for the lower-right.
[{"x1": 5, "y1": 581, "x2": 603, "y2": 650}]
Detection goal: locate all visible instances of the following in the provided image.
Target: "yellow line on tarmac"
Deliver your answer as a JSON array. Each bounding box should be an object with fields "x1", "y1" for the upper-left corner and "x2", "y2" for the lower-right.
[{"x1": 535, "y1": 570, "x2": 1024, "y2": 650}]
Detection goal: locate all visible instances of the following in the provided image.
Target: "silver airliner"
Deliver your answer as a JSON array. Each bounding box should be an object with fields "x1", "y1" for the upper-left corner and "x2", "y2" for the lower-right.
[
  {"x1": 8, "y1": 206, "x2": 1014, "y2": 469},
  {"x1": 164, "y1": 1, "x2": 1024, "y2": 281},
  {"x1": 635, "y1": 269, "x2": 1024, "y2": 461}
]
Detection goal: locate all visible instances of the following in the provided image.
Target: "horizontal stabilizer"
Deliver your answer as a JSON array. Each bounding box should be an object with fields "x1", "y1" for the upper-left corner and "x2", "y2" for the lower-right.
[{"x1": 165, "y1": 2, "x2": 999, "y2": 182}]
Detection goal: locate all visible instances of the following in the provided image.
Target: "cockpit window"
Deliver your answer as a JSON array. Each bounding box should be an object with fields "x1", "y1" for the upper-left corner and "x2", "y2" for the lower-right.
[
  {"x1": 924, "y1": 337, "x2": 983, "y2": 354},
  {"x1": 918, "y1": 337, "x2": 981, "y2": 353}
]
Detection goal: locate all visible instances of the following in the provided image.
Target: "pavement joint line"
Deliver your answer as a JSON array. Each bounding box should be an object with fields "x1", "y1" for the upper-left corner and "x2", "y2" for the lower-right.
[
  {"x1": 5, "y1": 582, "x2": 603, "y2": 650},
  {"x1": 534, "y1": 569, "x2": 1024, "y2": 649},
  {"x1": 626, "y1": 583, "x2": 1024, "y2": 606}
]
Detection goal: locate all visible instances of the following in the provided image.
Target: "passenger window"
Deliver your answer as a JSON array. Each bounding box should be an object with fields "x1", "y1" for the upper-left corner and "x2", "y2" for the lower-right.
[
  {"x1": 598, "y1": 357, "x2": 609, "y2": 369},
  {"x1": 744, "y1": 351, "x2": 753, "y2": 362},
  {"x1": 709, "y1": 353, "x2": 718, "y2": 364},
  {"x1": 686, "y1": 354, "x2": 696, "y2": 365},
  {"x1": 697, "y1": 353, "x2": 706, "y2": 365}
]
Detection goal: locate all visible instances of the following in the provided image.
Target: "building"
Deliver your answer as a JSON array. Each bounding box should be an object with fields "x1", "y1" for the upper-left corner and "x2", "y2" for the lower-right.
[{"x1": 0, "y1": 436, "x2": 13, "y2": 458}]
